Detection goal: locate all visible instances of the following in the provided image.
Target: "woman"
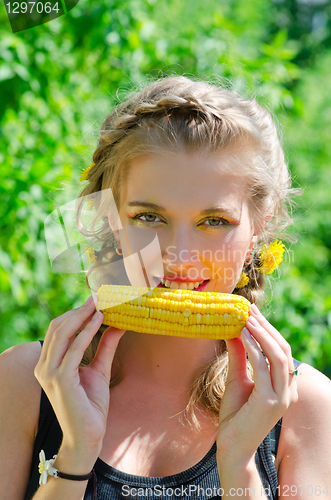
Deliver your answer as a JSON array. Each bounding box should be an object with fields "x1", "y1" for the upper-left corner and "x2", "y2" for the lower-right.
[{"x1": 1, "y1": 76, "x2": 330, "y2": 500}]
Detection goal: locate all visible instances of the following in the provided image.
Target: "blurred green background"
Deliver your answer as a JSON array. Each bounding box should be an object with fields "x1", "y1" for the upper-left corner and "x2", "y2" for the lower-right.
[{"x1": 1, "y1": 0, "x2": 331, "y2": 377}]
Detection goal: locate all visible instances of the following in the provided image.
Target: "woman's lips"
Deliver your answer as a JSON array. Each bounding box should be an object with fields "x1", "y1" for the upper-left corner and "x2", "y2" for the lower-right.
[{"x1": 159, "y1": 276, "x2": 206, "y2": 283}]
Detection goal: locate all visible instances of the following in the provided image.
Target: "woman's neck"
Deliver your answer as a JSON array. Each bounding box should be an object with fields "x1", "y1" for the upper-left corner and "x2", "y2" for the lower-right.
[{"x1": 113, "y1": 331, "x2": 220, "y2": 392}]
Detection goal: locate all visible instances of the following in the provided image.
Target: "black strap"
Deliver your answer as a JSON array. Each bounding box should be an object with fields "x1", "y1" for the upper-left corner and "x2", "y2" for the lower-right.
[
  {"x1": 269, "y1": 418, "x2": 282, "y2": 457},
  {"x1": 57, "y1": 470, "x2": 97, "y2": 500},
  {"x1": 57, "y1": 470, "x2": 94, "y2": 482}
]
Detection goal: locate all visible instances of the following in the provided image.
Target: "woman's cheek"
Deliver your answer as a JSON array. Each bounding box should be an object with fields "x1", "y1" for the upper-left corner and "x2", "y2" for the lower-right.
[{"x1": 207, "y1": 241, "x2": 247, "y2": 293}]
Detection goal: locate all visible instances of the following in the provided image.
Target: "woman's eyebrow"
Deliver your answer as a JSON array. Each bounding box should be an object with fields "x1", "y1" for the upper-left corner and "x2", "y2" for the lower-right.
[
  {"x1": 127, "y1": 201, "x2": 166, "y2": 211},
  {"x1": 127, "y1": 201, "x2": 239, "y2": 218},
  {"x1": 199, "y1": 207, "x2": 240, "y2": 218}
]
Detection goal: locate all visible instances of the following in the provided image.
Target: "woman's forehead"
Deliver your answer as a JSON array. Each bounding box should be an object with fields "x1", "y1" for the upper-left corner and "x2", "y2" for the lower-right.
[{"x1": 124, "y1": 151, "x2": 248, "y2": 195}]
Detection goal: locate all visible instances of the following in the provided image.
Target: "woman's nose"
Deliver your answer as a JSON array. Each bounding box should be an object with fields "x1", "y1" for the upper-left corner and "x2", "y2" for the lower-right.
[{"x1": 161, "y1": 228, "x2": 201, "y2": 268}]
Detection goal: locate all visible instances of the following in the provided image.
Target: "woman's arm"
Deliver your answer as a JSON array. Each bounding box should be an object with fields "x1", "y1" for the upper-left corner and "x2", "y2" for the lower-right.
[
  {"x1": 0, "y1": 296, "x2": 125, "y2": 500},
  {"x1": 0, "y1": 342, "x2": 42, "y2": 500},
  {"x1": 216, "y1": 304, "x2": 299, "y2": 499},
  {"x1": 29, "y1": 297, "x2": 124, "y2": 499},
  {"x1": 0, "y1": 344, "x2": 88, "y2": 500},
  {"x1": 277, "y1": 363, "x2": 331, "y2": 499}
]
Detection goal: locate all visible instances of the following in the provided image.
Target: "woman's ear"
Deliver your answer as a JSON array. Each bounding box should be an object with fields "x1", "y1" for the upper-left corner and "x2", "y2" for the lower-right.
[
  {"x1": 248, "y1": 213, "x2": 272, "y2": 258},
  {"x1": 251, "y1": 213, "x2": 271, "y2": 241},
  {"x1": 245, "y1": 237, "x2": 258, "y2": 263},
  {"x1": 107, "y1": 212, "x2": 121, "y2": 243}
]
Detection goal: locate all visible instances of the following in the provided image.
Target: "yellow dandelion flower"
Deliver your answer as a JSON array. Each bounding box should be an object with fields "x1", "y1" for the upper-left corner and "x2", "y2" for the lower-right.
[
  {"x1": 258, "y1": 240, "x2": 285, "y2": 275},
  {"x1": 236, "y1": 271, "x2": 249, "y2": 288},
  {"x1": 84, "y1": 246, "x2": 97, "y2": 264},
  {"x1": 80, "y1": 161, "x2": 95, "y2": 182}
]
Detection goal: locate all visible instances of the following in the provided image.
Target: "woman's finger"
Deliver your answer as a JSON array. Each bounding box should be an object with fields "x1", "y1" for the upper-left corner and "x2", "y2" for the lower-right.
[
  {"x1": 225, "y1": 337, "x2": 250, "y2": 384},
  {"x1": 91, "y1": 326, "x2": 126, "y2": 381},
  {"x1": 248, "y1": 306, "x2": 295, "y2": 374},
  {"x1": 60, "y1": 311, "x2": 105, "y2": 372},
  {"x1": 240, "y1": 327, "x2": 273, "y2": 394},
  {"x1": 246, "y1": 315, "x2": 290, "y2": 396},
  {"x1": 44, "y1": 298, "x2": 99, "y2": 371},
  {"x1": 249, "y1": 304, "x2": 292, "y2": 360},
  {"x1": 39, "y1": 296, "x2": 96, "y2": 364}
]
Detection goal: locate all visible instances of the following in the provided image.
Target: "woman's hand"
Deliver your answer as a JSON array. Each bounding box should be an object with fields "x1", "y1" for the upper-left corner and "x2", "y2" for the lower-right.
[
  {"x1": 216, "y1": 303, "x2": 298, "y2": 466},
  {"x1": 34, "y1": 295, "x2": 125, "y2": 470}
]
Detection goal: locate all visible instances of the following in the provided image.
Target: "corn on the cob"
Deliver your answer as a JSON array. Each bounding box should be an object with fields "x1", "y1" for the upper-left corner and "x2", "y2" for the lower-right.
[{"x1": 97, "y1": 285, "x2": 250, "y2": 340}]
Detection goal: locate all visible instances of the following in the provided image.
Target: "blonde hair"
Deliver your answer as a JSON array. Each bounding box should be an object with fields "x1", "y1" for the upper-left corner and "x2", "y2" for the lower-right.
[{"x1": 78, "y1": 75, "x2": 299, "y2": 428}]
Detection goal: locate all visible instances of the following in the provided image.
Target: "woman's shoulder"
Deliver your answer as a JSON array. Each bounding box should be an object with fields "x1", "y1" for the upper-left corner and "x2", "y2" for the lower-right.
[
  {"x1": 283, "y1": 361, "x2": 331, "y2": 433},
  {"x1": 0, "y1": 341, "x2": 42, "y2": 385},
  {"x1": 0, "y1": 341, "x2": 42, "y2": 437},
  {"x1": 0, "y1": 342, "x2": 43, "y2": 498},
  {"x1": 294, "y1": 361, "x2": 331, "y2": 412},
  {"x1": 277, "y1": 361, "x2": 331, "y2": 484},
  {"x1": 0, "y1": 340, "x2": 42, "y2": 377}
]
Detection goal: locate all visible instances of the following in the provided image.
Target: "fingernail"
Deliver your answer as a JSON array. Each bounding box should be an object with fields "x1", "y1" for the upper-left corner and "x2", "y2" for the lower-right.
[{"x1": 241, "y1": 327, "x2": 251, "y2": 340}]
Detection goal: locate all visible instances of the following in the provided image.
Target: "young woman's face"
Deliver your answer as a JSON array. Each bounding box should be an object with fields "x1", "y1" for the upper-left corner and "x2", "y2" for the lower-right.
[{"x1": 117, "y1": 149, "x2": 259, "y2": 294}]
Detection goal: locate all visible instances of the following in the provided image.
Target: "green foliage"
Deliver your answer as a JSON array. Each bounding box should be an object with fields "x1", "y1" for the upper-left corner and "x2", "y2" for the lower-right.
[
  {"x1": 269, "y1": 50, "x2": 331, "y2": 378},
  {"x1": 1, "y1": 0, "x2": 331, "y2": 376}
]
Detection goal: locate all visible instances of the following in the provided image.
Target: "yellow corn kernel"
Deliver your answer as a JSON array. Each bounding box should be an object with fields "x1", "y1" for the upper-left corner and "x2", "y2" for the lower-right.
[{"x1": 97, "y1": 285, "x2": 250, "y2": 340}]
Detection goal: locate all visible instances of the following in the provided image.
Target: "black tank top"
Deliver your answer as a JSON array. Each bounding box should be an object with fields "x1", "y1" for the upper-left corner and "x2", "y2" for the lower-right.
[{"x1": 24, "y1": 351, "x2": 302, "y2": 500}]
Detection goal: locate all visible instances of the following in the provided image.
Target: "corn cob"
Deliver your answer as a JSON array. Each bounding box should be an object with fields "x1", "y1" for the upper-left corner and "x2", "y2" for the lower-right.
[{"x1": 97, "y1": 285, "x2": 250, "y2": 340}]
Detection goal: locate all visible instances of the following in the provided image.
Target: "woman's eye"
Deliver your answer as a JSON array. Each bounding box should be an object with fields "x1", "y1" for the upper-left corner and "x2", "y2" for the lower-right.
[
  {"x1": 203, "y1": 218, "x2": 229, "y2": 227},
  {"x1": 132, "y1": 213, "x2": 162, "y2": 223},
  {"x1": 142, "y1": 214, "x2": 159, "y2": 222},
  {"x1": 131, "y1": 214, "x2": 230, "y2": 226}
]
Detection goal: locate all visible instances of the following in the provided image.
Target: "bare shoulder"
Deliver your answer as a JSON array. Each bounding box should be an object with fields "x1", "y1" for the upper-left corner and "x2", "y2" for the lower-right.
[
  {"x1": 286, "y1": 362, "x2": 331, "y2": 426},
  {"x1": 0, "y1": 340, "x2": 42, "y2": 371},
  {"x1": 277, "y1": 362, "x2": 331, "y2": 487},
  {"x1": 0, "y1": 341, "x2": 42, "y2": 499},
  {"x1": 0, "y1": 341, "x2": 42, "y2": 408},
  {"x1": 0, "y1": 341, "x2": 42, "y2": 436}
]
